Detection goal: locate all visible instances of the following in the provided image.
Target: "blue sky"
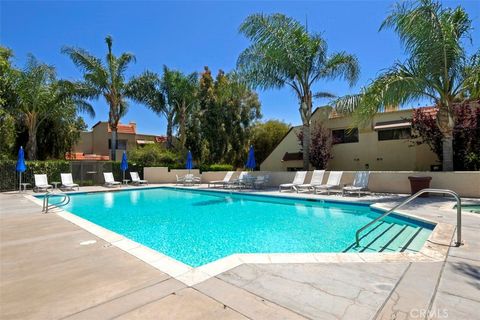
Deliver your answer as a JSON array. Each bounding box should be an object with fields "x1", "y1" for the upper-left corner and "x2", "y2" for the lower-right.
[{"x1": 2, "y1": 0, "x2": 479, "y2": 135}]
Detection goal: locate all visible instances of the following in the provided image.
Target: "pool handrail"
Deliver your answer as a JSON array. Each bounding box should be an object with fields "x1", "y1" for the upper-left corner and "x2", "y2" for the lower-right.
[
  {"x1": 355, "y1": 188, "x2": 462, "y2": 247},
  {"x1": 42, "y1": 190, "x2": 71, "y2": 213}
]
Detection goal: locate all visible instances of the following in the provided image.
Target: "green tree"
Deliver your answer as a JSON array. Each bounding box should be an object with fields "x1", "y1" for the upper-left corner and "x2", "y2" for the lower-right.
[
  {"x1": 0, "y1": 46, "x2": 17, "y2": 159},
  {"x1": 0, "y1": 108, "x2": 15, "y2": 159},
  {"x1": 237, "y1": 13, "x2": 359, "y2": 169},
  {"x1": 193, "y1": 67, "x2": 261, "y2": 166},
  {"x1": 251, "y1": 120, "x2": 290, "y2": 165},
  {"x1": 335, "y1": 0, "x2": 479, "y2": 171},
  {"x1": 62, "y1": 35, "x2": 152, "y2": 160},
  {"x1": 161, "y1": 66, "x2": 198, "y2": 150},
  {"x1": 10, "y1": 56, "x2": 94, "y2": 160}
]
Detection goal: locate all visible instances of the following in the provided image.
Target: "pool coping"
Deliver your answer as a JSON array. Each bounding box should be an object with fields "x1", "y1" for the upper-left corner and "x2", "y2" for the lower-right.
[{"x1": 23, "y1": 186, "x2": 455, "y2": 286}]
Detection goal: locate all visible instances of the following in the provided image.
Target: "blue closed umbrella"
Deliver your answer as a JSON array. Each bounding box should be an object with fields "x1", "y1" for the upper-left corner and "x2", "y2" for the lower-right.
[
  {"x1": 186, "y1": 151, "x2": 193, "y2": 172},
  {"x1": 120, "y1": 151, "x2": 128, "y2": 181},
  {"x1": 246, "y1": 145, "x2": 256, "y2": 170},
  {"x1": 16, "y1": 146, "x2": 27, "y2": 192}
]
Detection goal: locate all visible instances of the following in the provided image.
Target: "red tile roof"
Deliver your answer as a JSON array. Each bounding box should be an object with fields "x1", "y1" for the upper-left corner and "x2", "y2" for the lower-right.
[
  {"x1": 108, "y1": 124, "x2": 136, "y2": 134},
  {"x1": 65, "y1": 153, "x2": 110, "y2": 161}
]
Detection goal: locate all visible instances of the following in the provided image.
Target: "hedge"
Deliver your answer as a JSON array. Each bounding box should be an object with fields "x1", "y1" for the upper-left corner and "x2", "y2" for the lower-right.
[
  {"x1": 0, "y1": 160, "x2": 235, "y2": 191},
  {"x1": 0, "y1": 160, "x2": 71, "y2": 192}
]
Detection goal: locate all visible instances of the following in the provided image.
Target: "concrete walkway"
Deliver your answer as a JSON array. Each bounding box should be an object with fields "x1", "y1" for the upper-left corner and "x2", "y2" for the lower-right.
[{"x1": 1, "y1": 187, "x2": 479, "y2": 319}]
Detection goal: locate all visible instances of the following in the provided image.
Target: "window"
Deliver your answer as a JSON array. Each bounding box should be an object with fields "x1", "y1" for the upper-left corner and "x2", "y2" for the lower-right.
[
  {"x1": 332, "y1": 128, "x2": 359, "y2": 144},
  {"x1": 378, "y1": 128, "x2": 411, "y2": 141},
  {"x1": 108, "y1": 139, "x2": 127, "y2": 150}
]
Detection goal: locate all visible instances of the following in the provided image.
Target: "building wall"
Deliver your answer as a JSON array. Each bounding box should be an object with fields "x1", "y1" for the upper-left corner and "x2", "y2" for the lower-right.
[
  {"x1": 260, "y1": 108, "x2": 440, "y2": 171},
  {"x1": 72, "y1": 131, "x2": 93, "y2": 154},
  {"x1": 260, "y1": 127, "x2": 307, "y2": 171},
  {"x1": 72, "y1": 122, "x2": 161, "y2": 159}
]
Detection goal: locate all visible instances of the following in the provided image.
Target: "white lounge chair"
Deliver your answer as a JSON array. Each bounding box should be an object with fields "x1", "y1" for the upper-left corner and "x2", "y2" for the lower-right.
[
  {"x1": 279, "y1": 171, "x2": 307, "y2": 192},
  {"x1": 176, "y1": 175, "x2": 185, "y2": 185},
  {"x1": 253, "y1": 175, "x2": 269, "y2": 189},
  {"x1": 343, "y1": 171, "x2": 370, "y2": 197},
  {"x1": 225, "y1": 172, "x2": 247, "y2": 189},
  {"x1": 295, "y1": 170, "x2": 325, "y2": 193},
  {"x1": 181, "y1": 174, "x2": 201, "y2": 186},
  {"x1": 60, "y1": 173, "x2": 79, "y2": 191},
  {"x1": 34, "y1": 174, "x2": 53, "y2": 192},
  {"x1": 130, "y1": 172, "x2": 148, "y2": 185},
  {"x1": 103, "y1": 172, "x2": 121, "y2": 187},
  {"x1": 208, "y1": 171, "x2": 234, "y2": 188},
  {"x1": 313, "y1": 171, "x2": 343, "y2": 195}
]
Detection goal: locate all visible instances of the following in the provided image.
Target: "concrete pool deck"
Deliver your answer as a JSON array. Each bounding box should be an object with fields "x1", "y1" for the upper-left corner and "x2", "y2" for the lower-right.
[{"x1": 1, "y1": 185, "x2": 479, "y2": 319}]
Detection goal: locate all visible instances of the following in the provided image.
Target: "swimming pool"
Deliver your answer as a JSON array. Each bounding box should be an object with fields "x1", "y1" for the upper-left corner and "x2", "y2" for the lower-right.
[{"x1": 50, "y1": 187, "x2": 434, "y2": 267}]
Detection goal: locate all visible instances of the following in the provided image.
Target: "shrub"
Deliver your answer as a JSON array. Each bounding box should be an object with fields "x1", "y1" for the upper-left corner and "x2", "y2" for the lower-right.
[
  {"x1": 0, "y1": 160, "x2": 71, "y2": 191},
  {"x1": 128, "y1": 144, "x2": 180, "y2": 167},
  {"x1": 296, "y1": 124, "x2": 333, "y2": 169},
  {"x1": 200, "y1": 163, "x2": 234, "y2": 172}
]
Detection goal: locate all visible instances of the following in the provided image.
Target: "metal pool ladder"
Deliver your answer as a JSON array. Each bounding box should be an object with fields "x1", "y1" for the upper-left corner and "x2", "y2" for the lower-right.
[
  {"x1": 355, "y1": 188, "x2": 462, "y2": 247},
  {"x1": 42, "y1": 190, "x2": 71, "y2": 213}
]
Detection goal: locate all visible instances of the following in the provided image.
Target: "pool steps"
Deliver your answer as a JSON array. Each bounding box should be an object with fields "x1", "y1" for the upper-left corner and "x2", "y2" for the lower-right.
[{"x1": 344, "y1": 221, "x2": 430, "y2": 253}]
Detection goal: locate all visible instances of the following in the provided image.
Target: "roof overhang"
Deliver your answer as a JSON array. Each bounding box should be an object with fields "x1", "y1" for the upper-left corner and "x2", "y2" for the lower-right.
[{"x1": 374, "y1": 120, "x2": 411, "y2": 130}]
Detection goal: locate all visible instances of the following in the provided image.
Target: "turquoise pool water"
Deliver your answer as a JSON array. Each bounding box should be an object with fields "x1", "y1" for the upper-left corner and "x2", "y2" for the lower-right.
[{"x1": 50, "y1": 187, "x2": 434, "y2": 267}]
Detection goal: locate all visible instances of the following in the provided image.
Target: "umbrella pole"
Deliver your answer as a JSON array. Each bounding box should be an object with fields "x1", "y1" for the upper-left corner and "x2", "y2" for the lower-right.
[{"x1": 19, "y1": 172, "x2": 22, "y2": 192}]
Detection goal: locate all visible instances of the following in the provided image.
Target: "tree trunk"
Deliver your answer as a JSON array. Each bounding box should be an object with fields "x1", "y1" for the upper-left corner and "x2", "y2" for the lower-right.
[
  {"x1": 302, "y1": 123, "x2": 311, "y2": 170},
  {"x1": 111, "y1": 130, "x2": 117, "y2": 161},
  {"x1": 299, "y1": 91, "x2": 313, "y2": 170},
  {"x1": 179, "y1": 104, "x2": 186, "y2": 150},
  {"x1": 442, "y1": 134, "x2": 454, "y2": 171},
  {"x1": 437, "y1": 104, "x2": 455, "y2": 171},
  {"x1": 26, "y1": 126, "x2": 37, "y2": 160},
  {"x1": 166, "y1": 112, "x2": 174, "y2": 149}
]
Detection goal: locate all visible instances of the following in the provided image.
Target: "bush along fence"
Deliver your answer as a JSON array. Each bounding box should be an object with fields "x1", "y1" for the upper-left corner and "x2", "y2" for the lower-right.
[{"x1": 0, "y1": 160, "x2": 146, "y2": 192}]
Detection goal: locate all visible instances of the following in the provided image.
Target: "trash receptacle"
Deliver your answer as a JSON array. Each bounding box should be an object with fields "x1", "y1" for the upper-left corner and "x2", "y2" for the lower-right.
[{"x1": 408, "y1": 176, "x2": 432, "y2": 197}]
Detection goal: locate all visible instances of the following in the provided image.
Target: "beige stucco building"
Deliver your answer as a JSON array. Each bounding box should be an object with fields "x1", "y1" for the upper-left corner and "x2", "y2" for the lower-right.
[
  {"x1": 260, "y1": 107, "x2": 439, "y2": 171},
  {"x1": 68, "y1": 121, "x2": 166, "y2": 160}
]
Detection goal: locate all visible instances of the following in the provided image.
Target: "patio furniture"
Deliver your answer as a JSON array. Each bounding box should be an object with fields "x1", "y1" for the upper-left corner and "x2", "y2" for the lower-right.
[
  {"x1": 313, "y1": 171, "x2": 343, "y2": 195},
  {"x1": 34, "y1": 174, "x2": 53, "y2": 192},
  {"x1": 208, "y1": 171, "x2": 234, "y2": 188},
  {"x1": 182, "y1": 174, "x2": 201, "y2": 186},
  {"x1": 60, "y1": 173, "x2": 79, "y2": 191},
  {"x1": 225, "y1": 172, "x2": 249, "y2": 189},
  {"x1": 279, "y1": 171, "x2": 307, "y2": 192},
  {"x1": 253, "y1": 175, "x2": 269, "y2": 189},
  {"x1": 20, "y1": 182, "x2": 31, "y2": 193},
  {"x1": 130, "y1": 172, "x2": 148, "y2": 185},
  {"x1": 295, "y1": 170, "x2": 325, "y2": 193},
  {"x1": 343, "y1": 171, "x2": 370, "y2": 197},
  {"x1": 103, "y1": 172, "x2": 121, "y2": 188}
]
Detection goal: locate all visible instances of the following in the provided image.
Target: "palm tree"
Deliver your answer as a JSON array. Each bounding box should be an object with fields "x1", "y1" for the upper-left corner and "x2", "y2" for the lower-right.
[
  {"x1": 162, "y1": 67, "x2": 198, "y2": 150},
  {"x1": 237, "y1": 13, "x2": 360, "y2": 169},
  {"x1": 13, "y1": 56, "x2": 94, "y2": 160},
  {"x1": 62, "y1": 36, "x2": 150, "y2": 160},
  {"x1": 128, "y1": 66, "x2": 199, "y2": 150},
  {"x1": 335, "y1": 0, "x2": 479, "y2": 171}
]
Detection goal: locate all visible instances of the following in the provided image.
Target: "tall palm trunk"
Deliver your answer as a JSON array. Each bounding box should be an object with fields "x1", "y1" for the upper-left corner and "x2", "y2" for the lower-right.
[
  {"x1": 26, "y1": 127, "x2": 38, "y2": 160},
  {"x1": 300, "y1": 91, "x2": 313, "y2": 170},
  {"x1": 166, "y1": 112, "x2": 174, "y2": 149},
  {"x1": 437, "y1": 104, "x2": 455, "y2": 171},
  {"x1": 26, "y1": 113, "x2": 38, "y2": 160},
  {"x1": 179, "y1": 103, "x2": 187, "y2": 149},
  {"x1": 111, "y1": 129, "x2": 117, "y2": 161}
]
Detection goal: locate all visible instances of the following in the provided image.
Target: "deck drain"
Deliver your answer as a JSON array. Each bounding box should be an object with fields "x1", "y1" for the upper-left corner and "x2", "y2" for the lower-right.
[{"x1": 80, "y1": 240, "x2": 97, "y2": 246}]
